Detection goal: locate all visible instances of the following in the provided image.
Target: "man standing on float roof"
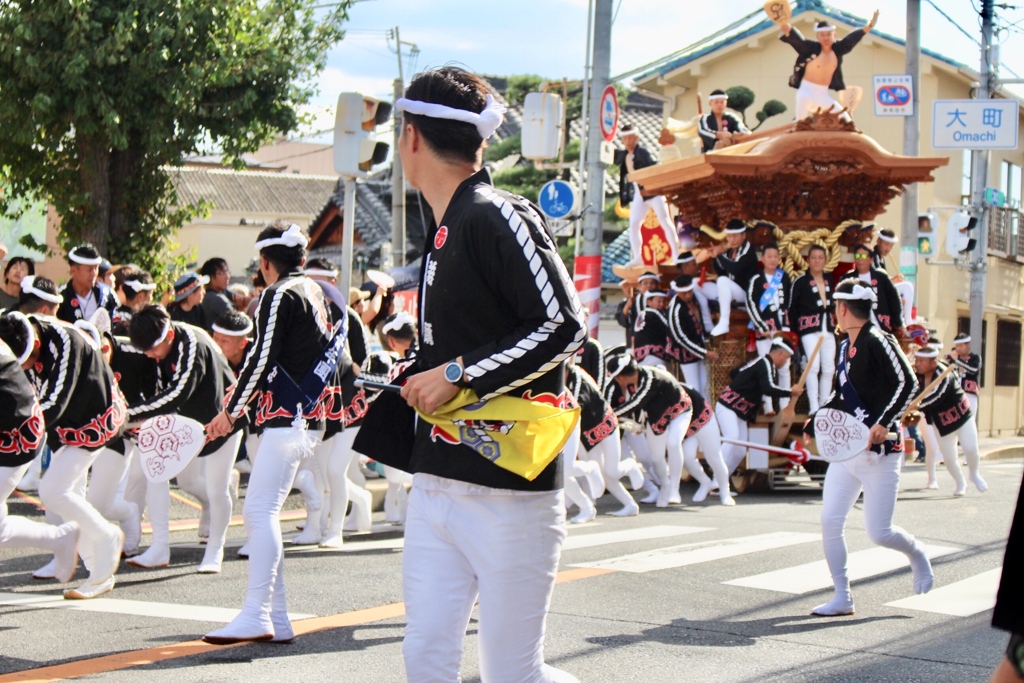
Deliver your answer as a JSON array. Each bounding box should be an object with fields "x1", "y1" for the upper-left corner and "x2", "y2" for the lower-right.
[
  {"x1": 781, "y1": 11, "x2": 879, "y2": 120},
  {"x1": 394, "y1": 67, "x2": 587, "y2": 683}
]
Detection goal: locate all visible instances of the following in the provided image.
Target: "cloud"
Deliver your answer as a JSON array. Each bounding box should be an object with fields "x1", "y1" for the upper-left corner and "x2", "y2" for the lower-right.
[{"x1": 311, "y1": 67, "x2": 396, "y2": 106}]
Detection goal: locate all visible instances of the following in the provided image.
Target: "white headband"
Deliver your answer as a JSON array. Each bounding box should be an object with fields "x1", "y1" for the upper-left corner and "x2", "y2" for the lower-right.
[
  {"x1": 724, "y1": 224, "x2": 747, "y2": 234},
  {"x1": 255, "y1": 224, "x2": 308, "y2": 251},
  {"x1": 396, "y1": 94, "x2": 507, "y2": 140},
  {"x1": 877, "y1": 232, "x2": 898, "y2": 244},
  {"x1": 670, "y1": 280, "x2": 695, "y2": 293},
  {"x1": 68, "y1": 247, "x2": 103, "y2": 266},
  {"x1": 915, "y1": 347, "x2": 939, "y2": 358},
  {"x1": 834, "y1": 284, "x2": 877, "y2": 302},
  {"x1": 382, "y1": 312, "x2": 416, "y2": 335},
  {"x1": 707, "y1": 94, "x2": 729, "y2": 101},
  {"x1": 954, "y1": 335, "x2": 971, "y2": 344},
  {"x1": 150, "y1": 320, "x2": 172, "y2": 349},
  {"x1": 211, "y1": 319, "x2": 254, "y2": 337},
  {"x1": 643, "y1": 291, "x2": 668, "y2": 301},
  {"x1": 74, "y1": 320, "x2": 101, "y2": 351},
  {"x1": 123, "y1": 278, "x2": 157, "y2": 292},
  {"x1": 20, "y1": 276, "x2": 62, "y2": 305},
  {"x1": 816, "y1": 24, "x2": 837, "y2": 32},
  {"x1": 304, "y1": 268, "x2": 338, "y2": 279},
  {"x1": 7, "y1": 312, "x2": 36, "y2": 365},
  {"x1": 771, "y1": 339, "x2": 794, "y2": 355},
  {"x1": 607, "y1": 353, "x2": 632, "y2": 380},
  {"x1": 637, "y1": 273, "x2": 660, "y2": 282},
  {"x1": 676, "y1": 253, "x2": 696, "y2": 264},
  {"x1": 618, "y1": 128, "x2": 639, "y2": 139}
]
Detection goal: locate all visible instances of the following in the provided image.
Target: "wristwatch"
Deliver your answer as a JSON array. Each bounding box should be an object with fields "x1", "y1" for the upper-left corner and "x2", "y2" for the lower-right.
[{"x1": 444, "y1": 360, "x2": 469, "y2": 387}]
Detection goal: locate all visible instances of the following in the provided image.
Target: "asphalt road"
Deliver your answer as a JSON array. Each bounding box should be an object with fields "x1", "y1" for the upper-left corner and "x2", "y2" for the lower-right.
[{"x1": 1, "y1": 455, "x2": 1020, "y2": 683}]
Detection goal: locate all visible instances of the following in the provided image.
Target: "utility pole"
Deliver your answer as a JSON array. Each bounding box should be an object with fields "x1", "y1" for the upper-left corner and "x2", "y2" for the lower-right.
[
  {"x1": 969, "y1": 0, "x2": 995, "y2": 351},
  {"x1": 900, "y1": 0, "x2": 921, "y2": 295},
  {"x1": 576, "y1": 0, "x2": 612, "y2": 338},
  {"x1": 390, "y1": 27, "x2": 407, "y2": 267}
]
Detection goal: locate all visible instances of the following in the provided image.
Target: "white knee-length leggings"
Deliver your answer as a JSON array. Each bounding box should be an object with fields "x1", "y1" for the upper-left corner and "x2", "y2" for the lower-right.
[{"x1": 801, "y1": 331, "x2": 837, "y2": 413}]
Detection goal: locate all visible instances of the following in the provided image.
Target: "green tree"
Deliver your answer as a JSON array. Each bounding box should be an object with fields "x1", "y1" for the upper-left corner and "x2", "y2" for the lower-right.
[
  {"x1": 754, "y1": 99, "x2": 788, "y2": 130},
  {"x1": 0, "y1": 0, "x2": 349, "y2": 277},
  {"x1": 725, "y1": 86, "x2": 756, "y2": 124}
]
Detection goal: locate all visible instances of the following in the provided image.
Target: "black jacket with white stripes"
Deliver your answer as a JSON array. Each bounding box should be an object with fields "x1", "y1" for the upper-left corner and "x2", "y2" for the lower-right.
[
  {"x1": 717, "y1": 356, "x2": 790, "y2": 423},
  {"x1": 0, "y1": 340, "x2": 44, "y2": 467},
  {"x1": 226, "y1": 272, "x2": 335, "y2": 431},
  {"x1": 108, "y1": 336, "x2": 159, "y2": 409},
  {"x1": 713, "y1": 241, "x2": 759, "y2": 291},
  {"x1": 56, "y1": 282, "x2": 117, "y2": 324},
  {"x1": 414, "y1": 168, "x2": 587, "y2": 491},
  {"x1": 667, "y1": 296, "x2": 708, "y2": 363},
  {"x1": 697, "y1": 111, "x2": 749, "y2": 153},
  {"x1": 788, "y1": 272, "x2": 835, "y2": 336},
  {"x1": 27, "y1": 317, "x2": 125, "y2": 450},
  {"x1": 632, "y1": 308, "x2": 672, "y2": 364},
  {"x1": 811, "y1": 322, "x2": 917, "y2": 447},
  {"x1": 951, "y1": 352, "x2": 982, "y2": 396},
  {"x1": 566, "y1": 365, "x2": 617, "y2": 450},
  {"x1": 680, "y1": 382, "x2": 713, "y2": 439},
  {"x1": 346, "y1": 307, "x2": 370, "y2": 369},
  {"x1": 746, "y1": 269, "x2": 791, "y2": 335},
  {"x1": 916, "y1": 361, "x2": 973, "y2": 437},
  {"x1": 609, "y1": 366, "x2": 692, "y2": 436},
  {"x1": 855, "y1": 269, "x2": 904, "y2": 333},
  {"x1": 575, "y1": 336, "x2": 605, "y2": 390}
]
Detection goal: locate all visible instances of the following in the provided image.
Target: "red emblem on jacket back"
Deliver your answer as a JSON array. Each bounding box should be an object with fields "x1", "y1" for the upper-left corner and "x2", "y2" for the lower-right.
[{"x1": 434, "y1": 226, "x2": 448, "y2": 249}]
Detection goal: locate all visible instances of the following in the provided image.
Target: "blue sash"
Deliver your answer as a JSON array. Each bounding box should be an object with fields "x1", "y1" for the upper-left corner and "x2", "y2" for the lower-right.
[
  {"x1": 749, "y1": 269, "x2": 783, "y2": 330},
  {"x1": 266, "y1": 329, "x2": 347, "y2": 415}
]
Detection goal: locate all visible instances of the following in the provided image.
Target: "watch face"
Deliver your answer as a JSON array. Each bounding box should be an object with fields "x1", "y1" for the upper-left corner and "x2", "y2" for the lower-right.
[{"x1": 444, "y1": 363, "x2": 462, "y2": 383}]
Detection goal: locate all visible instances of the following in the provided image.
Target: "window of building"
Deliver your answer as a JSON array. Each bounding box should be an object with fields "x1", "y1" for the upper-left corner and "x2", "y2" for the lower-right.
[
  {"x1": 957, "y1": 317, "x2": 987, "y2": 388},
  {"x1": 994, "y1": 319, "x2": 1021, "y2": 387},
  {"x1": 961, "y1": 151, "x2": 973, "y2": 205},
  {"x1": 1003, "y1": 161, "x2": 1022, "y2": 208}
]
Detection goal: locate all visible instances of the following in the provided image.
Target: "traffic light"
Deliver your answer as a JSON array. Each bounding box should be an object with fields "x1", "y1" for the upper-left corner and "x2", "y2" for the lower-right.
[
  {"x1": 945, "y1": 211, "x2": 978, "y2": 257},
  {"x1": 334, "y1": 93, "x2": 392, "y2": 177},
  {"x1": 521, "y1": 92, "x2": 564, "y2": 161}
]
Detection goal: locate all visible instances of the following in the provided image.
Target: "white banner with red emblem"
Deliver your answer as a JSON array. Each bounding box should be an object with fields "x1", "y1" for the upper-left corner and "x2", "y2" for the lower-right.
[{"x1": 136, "y1": 414, "x2": 205, "y2": 483}]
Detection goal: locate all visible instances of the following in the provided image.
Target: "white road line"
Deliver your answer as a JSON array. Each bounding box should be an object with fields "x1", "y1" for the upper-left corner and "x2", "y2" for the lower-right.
[
  {"x1": 723, "y1": 544, "x2": 962, "y2": 594},
  {"x1": 0, "y1": 592, "x2": 314, "y2": 623},
  {"x1": 563, "y1": 525, "x2": 714, "y2": 551},
  {"x1": 571, "y1": 531, "x2": 820, "y2": 574},
  {"x1": 884, "y1": 568, "x2": 1002, "y2": 616}
]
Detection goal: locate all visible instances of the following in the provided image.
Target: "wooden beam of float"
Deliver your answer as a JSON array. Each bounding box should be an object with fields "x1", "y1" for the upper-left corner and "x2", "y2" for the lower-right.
[{"x1": 629, "y1": 114, "x2": 950, "y2": 232}]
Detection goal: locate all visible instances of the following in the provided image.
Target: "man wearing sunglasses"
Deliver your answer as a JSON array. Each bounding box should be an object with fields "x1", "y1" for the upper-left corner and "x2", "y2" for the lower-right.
[{"x1": 850, "y1": 243, "x2": 904, "y2": 337}]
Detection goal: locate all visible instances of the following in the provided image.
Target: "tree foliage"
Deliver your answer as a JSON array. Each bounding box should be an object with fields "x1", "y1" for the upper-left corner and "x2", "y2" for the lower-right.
[
  {"x1": 725, "y1": 86, "x2": 756, "y2": 122},
  {"x1": 0, "y1": 0, "x2": 349, "y2": 277},
  {"x1": 754, "y1": 99, "x2": 788, "y2": 130}
]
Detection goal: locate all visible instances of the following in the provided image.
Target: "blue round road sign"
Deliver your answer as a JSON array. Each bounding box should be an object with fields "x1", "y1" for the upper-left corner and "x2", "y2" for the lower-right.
[
  {"x1": 876, "y1": 85, "x2": 910, "y2": 106},
  {"x1": 538, "y1": 180, "x2": 577, "y2": 220}
]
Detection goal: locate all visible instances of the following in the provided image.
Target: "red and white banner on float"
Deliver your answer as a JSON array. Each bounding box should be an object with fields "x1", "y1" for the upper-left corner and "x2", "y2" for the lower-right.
[{"x1": 573, "y1": 255, "x2": 602, "y2": 339}]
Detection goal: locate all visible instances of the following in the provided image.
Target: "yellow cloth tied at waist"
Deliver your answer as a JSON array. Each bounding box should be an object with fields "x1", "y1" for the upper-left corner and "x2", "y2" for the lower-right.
[{"x1": 416, "y1": 389, "x2": 581, "y2": 481}]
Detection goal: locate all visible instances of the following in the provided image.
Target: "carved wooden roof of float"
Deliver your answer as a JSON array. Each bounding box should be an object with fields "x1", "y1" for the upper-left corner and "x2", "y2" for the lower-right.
[{"x1": 628, "y1": 111, "x2": 949, "y2": 232}]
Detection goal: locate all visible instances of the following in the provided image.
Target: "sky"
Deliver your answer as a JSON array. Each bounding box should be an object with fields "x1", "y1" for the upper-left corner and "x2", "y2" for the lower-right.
[{"x1": 297, "y1": 0, "x2": 1024, "y2": 140}]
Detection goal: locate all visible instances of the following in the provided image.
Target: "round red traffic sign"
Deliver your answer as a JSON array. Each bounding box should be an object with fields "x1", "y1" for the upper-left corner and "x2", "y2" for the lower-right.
[{"x1": 599, "y1": 85, "x2": 619, "y2": 142}]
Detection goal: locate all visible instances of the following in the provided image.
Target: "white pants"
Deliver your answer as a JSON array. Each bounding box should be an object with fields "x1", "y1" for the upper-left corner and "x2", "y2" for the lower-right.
[
  {"x1": 894, "y1": 281, "x2": 914, "y2": 323},
  {"x1": 922, "y1": 419, "x2": 943, "y2": 482},
  {"x1": 585, "y1": 435, "x2": 637, "y2": 509},
  {"x1": 123, "y1": 440, "x2": 148, "y2": 520},
  {"x1": 821, "y1": 451, "x2": 922, "y2": 596},
  {"x1": 796, "y1": 81, "x2": 846, "y2": 120},
  {"x1": 402, "y1": 473, "x2": 579, "y2": 683},
  {"x1": 315, "y1": 428, "x2": 359, "y2": 537},
  {"x1": 1, "y1": 462, "x2": 72, "y2": 554},
  {"x1": 680, "y1": 362, "x2": 710, "y2": 399},
  {"x1": 562, "y1": 424, "x2": 593, "y2": 515},
  {"x1": 682, "y1": 414, "x2": 733, "y2": 494},
  {"x1": 710, "y1": 277, "x2": 746, "y2": 328},
  {"x1": 628, "y1": 184, "x2": 680, "y2": 265},
  {"x1": 755, "y1": 338, "x2": 791, "y2": 410},
  {"x1": 646, "y1": 409, "x2": 692, "y2": 504},
  {"x1": 39, "y1": 446, "x2": 119, "y2": 573},
  {"x1": 622, "y1": 430, "x2": 658, "y2": 486},
  {"x1": 715, "y1": 403, "x2": 749, "y2": 474},
  {"x1": 967, "y1": 394, "x2": 979, "y2": 424},
  {"x1": 934, "y1": 420, "x2": 982, "y2": 489},
  {"x1": 235, "y1": 428, "x2": 320, "y2": 629},
  {"x1": 694, "y1": 289, "x2": 714, "y2": 331},
  {"x1": 87, "y1": 448, "x2": 135, "y2": 529},
  {"x1": 638, "y1": 356, "x2": 666, "y2": 370},
  {"x1": 801, "y1": 332, "x2": 837, "y2": 413}
]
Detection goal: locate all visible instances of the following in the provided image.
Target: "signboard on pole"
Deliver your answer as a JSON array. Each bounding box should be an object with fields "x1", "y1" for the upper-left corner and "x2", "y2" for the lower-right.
[
  {"x1": 538, "y1": 180, "x2": 579, "y2": 220},
  {"x1": 599, "y1": 85, "x2": 619, "y2": 142},
  {"x1": 872, "y1": 74, "x2": 913, "y2": 116},
  {"x1": 932, "y1": 99, "x2": 1019, "y2": 150}
]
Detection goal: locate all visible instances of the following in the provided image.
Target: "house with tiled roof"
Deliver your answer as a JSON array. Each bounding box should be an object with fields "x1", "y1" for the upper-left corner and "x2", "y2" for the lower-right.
[{"x1": 626, "y1": 0, "x2": 1024, "y2": 435}]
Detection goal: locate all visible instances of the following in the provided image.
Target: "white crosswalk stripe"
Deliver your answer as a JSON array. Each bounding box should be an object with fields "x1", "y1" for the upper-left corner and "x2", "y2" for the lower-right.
[
  {"x1": 885, "y1": 568, "x2": 1002, "y2": 616},
  {"x1": 722, "y1": 544, "x2": 962, "y2": 594},
  {"x1": 571, "y1": 531, "x2": 820, "y2": 573}
]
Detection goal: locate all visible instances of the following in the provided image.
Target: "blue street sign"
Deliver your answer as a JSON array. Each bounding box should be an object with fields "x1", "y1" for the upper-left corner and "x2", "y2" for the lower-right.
[
  {"x1": 538, "y1": 179, "x2": 578, "y2": 220},
  {"x1": 985, "y1": 187, "x2": 1006, "y2": 207}
]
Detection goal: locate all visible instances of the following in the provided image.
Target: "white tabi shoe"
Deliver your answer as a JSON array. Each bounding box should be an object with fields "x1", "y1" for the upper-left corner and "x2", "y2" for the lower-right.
[
  {"x1": 127, "y1": 543, "x2": 170, "y2": 569},
  {"x1": 120, "y1": 502, "x2": 142, "y2": 558},
  {"x1": 811, "y1": 593, "x2": 855, "y2": 616},
  {"x1": 319, "y1": 533, "x2": 345, "y2": 549},
  {"x1": 624, "y1": 459, "x2": 644, "y2": 491},
  {"x1": 33, "y1": 558, "x2": 57, "y2": 580},
  {"x1": 203, "y1": 618, "x2": 274, "y2": 645},
  {"x1": 270, "y1": 613, "x2": 295, "y2": 644},
  {"x1": 64, "y1": 575, "x2": 115, "y2": 600},
  {"x1": 54, "y1": 523, "x2": 81, "y2": 584}
]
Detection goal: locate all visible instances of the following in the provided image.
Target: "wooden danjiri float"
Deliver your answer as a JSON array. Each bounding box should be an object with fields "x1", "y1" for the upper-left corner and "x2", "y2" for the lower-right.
[{"x1": 620, "y1": 109, "x2": 948, "y2": 492}]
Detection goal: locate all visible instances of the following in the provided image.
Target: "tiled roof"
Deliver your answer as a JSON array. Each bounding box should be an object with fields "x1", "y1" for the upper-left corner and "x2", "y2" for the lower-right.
[
  {"x1": 169, "y1": 167, "x2": 336, "y2": 216},
  {"x1": 631, "y1": 0, "x2": 965, "y2": 84},
  {"x1": 602, "y1": 231, "x2": 632, "y2": 283}
]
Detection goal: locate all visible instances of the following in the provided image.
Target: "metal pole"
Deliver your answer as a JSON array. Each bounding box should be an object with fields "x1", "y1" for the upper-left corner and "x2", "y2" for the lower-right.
[
  {"x1": 581, "y1": 0, "x2": 612, "y2": 259},
  {"x1": 900, "y1": 0, "x2": 921, "y2": 298},
  {"x1": 969, "y1": 0, "x2": 995, "y2": 353},
  {"x1": 575, "y1": 0, "x2": 594, "y2": 259},
  {"x1": 341, "y1": 176, "x2": 357, "y2": 289},
  {"x1": 392, "y1": 76, "x2": 406, "y2": 267}
]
